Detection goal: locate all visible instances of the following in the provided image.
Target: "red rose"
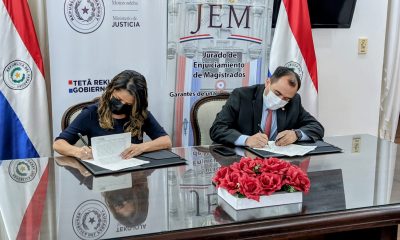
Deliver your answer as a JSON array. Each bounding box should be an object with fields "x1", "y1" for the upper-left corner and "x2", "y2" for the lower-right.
[
  {"x1": 239, "y1": 157, "x2": 253, "y2": 164},
  {"x1": 227, "y1": 170, "x2": 241, "y2": 184},
  {"x1": 238, "y1": 174, "x2": 263, "y2": 201},
  {"x1": 284, "y1": 165, "x2": 310, "y2": 192},
  {"x1": 212, "y1": 166, "x2": 230, "y2": 185},
  {"x1": 249, "y1": 158, "x2": 265, "y2": 174},
  {"x1": 230, "y1": 158, "x2": 256, "y2": 176},
  {"x1": 229, "y1": 162, "x2": 241, "y2": 172},
  {"x1": 258, "y1": 172, "x2": 283, "y2": 196},
  {"x1": 262, "y1": 157, "x2": 291, "y2": 175},
  {"x1": 221, "y1": 171, "x2": 243, "y2": 195},
  {"x1": 217, "y1": 170, "x2": 242, "y2": 194}
]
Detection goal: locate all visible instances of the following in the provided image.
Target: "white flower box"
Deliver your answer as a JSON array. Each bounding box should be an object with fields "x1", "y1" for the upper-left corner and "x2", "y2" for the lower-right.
[
  {"x1": 217, "y1": 187, "x2": 302, "y2": 210},
  {"x1": 218, "y1": 196, "x2": 302, "y2": 221}
]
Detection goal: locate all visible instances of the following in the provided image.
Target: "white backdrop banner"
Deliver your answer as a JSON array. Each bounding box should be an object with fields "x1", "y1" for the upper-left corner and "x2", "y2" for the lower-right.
[
  {"x1": 167, "y1": 0, "x2": 274, "y2": 146},
  {"x1": 47, "y1": 0, "x2": 170, "y2": 140}
]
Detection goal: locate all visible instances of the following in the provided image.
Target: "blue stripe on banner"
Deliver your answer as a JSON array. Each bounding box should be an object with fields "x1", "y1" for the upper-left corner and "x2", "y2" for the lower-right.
[
  {"x1": 227, "y1": 37, "x2": 262, "y2": 44},
  {"x1": 0, "y1": 91, "x2": 39, "y2": 160}
]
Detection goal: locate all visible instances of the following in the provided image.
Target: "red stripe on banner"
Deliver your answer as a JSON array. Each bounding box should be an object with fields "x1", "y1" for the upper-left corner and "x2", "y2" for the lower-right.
[
  {"x1": 180, "y1": 34, "x2": 210, "y2": 40},
  {"x1": 174, "y1": 56, "x2": 186, "y2": 146},
  {"x1": 242, "y1": 63, "x2": 250, "y2": 86},
  {"x1": 283, "y1": 0, "x2": 318, "y2": 92},
  {"x1": 16, "y1": 165, "x2": 49, "y2": 240},
  {"x1": 3, "y1": 0, "x2": 45, "y2": 77}
]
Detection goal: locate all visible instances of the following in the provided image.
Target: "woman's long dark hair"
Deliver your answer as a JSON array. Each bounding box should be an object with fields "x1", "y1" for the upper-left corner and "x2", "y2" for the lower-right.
[
  {"x1": 103, "y1": 183, "x2": 149, "y2": 227},
  {"x1": 103, "y1": 170, "x2": 152, "y2": 227},
  {"x1": 98, "y1": 70, "x2": 148, "y2": 137}
]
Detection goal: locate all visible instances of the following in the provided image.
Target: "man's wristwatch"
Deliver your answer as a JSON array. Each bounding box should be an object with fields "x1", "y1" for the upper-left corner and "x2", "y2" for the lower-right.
[{"x1": 294, "y1": 129, "x2": 302, "y2": 141}]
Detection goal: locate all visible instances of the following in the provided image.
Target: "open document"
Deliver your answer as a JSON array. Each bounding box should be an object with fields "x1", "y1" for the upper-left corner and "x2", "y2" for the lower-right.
[
  {"x1": 85, "y1": 132, "x2": 149, "y2": 171},
  {"x1": 254, "y1": 141, "x2": 317, "y2": 157}
]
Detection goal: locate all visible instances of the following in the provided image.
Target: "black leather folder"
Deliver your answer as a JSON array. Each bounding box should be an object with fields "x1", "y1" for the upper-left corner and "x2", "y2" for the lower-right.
[
  {"x1": 79, "y1": 149, "x2": 186, "y2": 176},
  {"x1": 245, "y1": 140, "x2": 343, "y2": 158}
]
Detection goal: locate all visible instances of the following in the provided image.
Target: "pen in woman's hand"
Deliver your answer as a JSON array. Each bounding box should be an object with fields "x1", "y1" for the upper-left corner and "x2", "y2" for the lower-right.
[
  {"x1": 77, "y1": 133, "x2": 93, "y2": 159},
  {"x1": 77, "y1": 133, "x2": 90, "y2": 148}
]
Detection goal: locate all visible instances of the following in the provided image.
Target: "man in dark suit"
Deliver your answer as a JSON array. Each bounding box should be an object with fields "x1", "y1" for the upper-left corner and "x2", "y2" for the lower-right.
[{"x1": 210, "y1": 66, "x2": 324, "y2": 148}]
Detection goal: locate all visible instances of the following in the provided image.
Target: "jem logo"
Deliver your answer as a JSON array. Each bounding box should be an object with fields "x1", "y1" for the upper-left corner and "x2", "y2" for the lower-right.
[{"x1": 191, "y1": 4, "x2": 251, "y2": 34}]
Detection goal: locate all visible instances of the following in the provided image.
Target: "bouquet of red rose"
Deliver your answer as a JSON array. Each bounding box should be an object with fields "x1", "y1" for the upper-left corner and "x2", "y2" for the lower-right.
[{"x1": 212, "y1": 157, "x2": 310, "y2": 201}]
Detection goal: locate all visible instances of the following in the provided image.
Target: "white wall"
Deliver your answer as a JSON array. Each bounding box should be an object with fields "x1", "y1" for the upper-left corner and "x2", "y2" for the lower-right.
[{"x1": 314, "y1": 0, "x2": 388, "y2": 137}]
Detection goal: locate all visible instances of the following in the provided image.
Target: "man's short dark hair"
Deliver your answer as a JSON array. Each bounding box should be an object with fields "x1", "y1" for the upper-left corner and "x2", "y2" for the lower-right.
[{"x1": 270, "y1": 66, "x2": 301, "y2": 90}]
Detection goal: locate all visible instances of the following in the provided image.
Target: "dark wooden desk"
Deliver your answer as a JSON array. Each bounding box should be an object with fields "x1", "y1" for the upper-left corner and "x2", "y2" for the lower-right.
[{"x1": 1, "y1": 134, "x2": 400, "y2": 240}]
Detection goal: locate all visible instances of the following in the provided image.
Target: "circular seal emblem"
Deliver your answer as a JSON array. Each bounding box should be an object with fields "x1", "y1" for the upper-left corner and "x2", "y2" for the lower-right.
[
  {"x1": 215, "y1": 80, "x2": 226, "y2": 90},
  {"x1": 284, "y1": 61, "x2": 304, "y2": 81},
  {"x1": 72, "y1": 200, "x2": 110, "y2": 239},
  {"x1": 64, "y1": 0, "x2": 105, "y2": 34},
  {"x1": 3, "y1": 60, "x2": 32, "y2": 90},
  {"x1": 8, "y1": 159, "x2": 38, "y2": 183}
]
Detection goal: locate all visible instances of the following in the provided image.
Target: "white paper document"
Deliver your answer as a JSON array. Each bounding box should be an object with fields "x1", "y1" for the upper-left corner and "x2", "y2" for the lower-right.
[
  {"x1": 254, "y1": 141, "x2": 317, "y2": 157},
  {"x1": 92, "y1": 173, "x2": 132, "y2": 192},
  {"x1": 84, "y1": 132, "x2": 149, "y2": 171}
]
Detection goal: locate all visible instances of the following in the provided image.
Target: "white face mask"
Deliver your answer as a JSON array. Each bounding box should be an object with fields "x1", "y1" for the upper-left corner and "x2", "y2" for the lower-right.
[{"x1": 264, "y1": 89, "x2": 288, "y2": 110}]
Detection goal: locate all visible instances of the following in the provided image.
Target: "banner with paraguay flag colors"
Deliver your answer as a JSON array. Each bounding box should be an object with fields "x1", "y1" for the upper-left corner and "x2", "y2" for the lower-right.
[
  {"x1": 0, "y1": 0, "x2": 51, "y2": 160},
  {"x1": 0, "y1": 158, "x2": 50, "y2": 240},
  {"x1": 269, "y1": 0, "x2": 318, "y2": 117}
]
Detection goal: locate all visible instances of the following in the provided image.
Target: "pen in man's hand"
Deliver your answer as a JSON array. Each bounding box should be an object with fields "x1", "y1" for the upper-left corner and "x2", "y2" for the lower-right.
[
  {"x1": 77, "y1": 133, "x2": 90, "y2": 148},
  {"x1": 257, "y1": 123, "x2": 263, "y2": 133},
  {"x1": 275, "y1": 136, "x2": 283, "y2": 145},
  {"x1": 275, "y1": 132, "x2": 287, "y2": 145},
  {"x1": 257, "y1": 123, "x2": 269, "y2": 147}
]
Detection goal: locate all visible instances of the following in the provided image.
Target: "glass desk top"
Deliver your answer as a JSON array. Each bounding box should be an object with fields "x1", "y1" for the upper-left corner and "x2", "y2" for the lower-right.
[{"x1": 1, "y1": 134, "x2": 399, "y2": 239}]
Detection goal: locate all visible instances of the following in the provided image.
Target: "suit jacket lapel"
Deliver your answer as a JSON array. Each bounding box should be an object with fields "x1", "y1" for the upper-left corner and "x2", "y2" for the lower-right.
[{"x1": 252, "y1": 85, "x2": 264, "y2": 133}]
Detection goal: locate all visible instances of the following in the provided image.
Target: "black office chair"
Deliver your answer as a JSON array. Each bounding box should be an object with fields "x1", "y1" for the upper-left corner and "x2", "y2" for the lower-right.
[{"x1": 190, "y1": 93, "x2": 230, "y2": 146}]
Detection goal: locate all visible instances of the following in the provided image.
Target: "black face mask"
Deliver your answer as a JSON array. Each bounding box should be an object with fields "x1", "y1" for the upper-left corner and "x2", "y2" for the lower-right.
[{"x1": 109, "y1": 97, "x2": 132, "y2": 115}]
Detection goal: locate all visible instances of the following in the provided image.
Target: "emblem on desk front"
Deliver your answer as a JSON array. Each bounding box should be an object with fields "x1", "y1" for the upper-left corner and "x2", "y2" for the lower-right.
[
  {"x1": 8, "y1": 159, "x2": 38, "y2": 183},
  {"x1": 73, "y1": 200, "x2": 110, "y2": 239}
]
